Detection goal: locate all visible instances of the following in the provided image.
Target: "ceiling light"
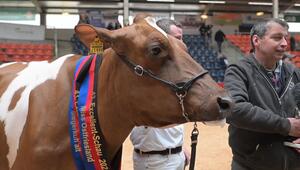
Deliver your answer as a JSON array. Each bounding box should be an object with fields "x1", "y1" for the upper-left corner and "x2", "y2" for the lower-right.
[
  {"x1": 248, "y1": 2, "x2": 272, "y2": 6},
  {"x1": 295, "y1": 3, "x2": 300, "y2": 7},
  {"x1": 256, "y1": 11, "x2": 264, "y2": 16},
  {"x1": 62, "y1": 11, "x2": 69, "y2": 16},
  {"x1": 199, "y1": 1, "x2": 226, "y2": 4},
  {"x1": 201, "y1": 14, "x2": 208, "y2": 19},
  {"x1": 147, "y1": 0, "x2": 175, "y2": 2}
]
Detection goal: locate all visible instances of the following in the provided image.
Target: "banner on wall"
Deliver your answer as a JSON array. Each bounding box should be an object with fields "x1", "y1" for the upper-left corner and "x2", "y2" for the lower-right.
[
  {"x1": 79, "y1": 10, "x2": 120, "y2": 29},
  {"x1": 213, "y1": 13, "x2": 242, "y2": 25},
  {"x1": 242, "y1": 14, "x2": 271, "y2": 24},
  {"x1": 0, "y1": 22, "x2": 45, "y2": 40},
  {"x1": 285, "y1": 15, "x2": 300, "y2": 22},
  {"x1": 0, "y1": 8, "x2": 36, "y2": 20},
  {"x1": 174, "y1": 14, "x2": 203, "y2": 28},
  {"x1": 79, "y1": 10, "x2": 105, "y2": 28}
]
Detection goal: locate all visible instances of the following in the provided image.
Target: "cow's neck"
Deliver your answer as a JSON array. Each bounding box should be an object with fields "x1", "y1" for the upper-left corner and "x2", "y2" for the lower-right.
[
  {"x1": 97, "y1": 51, "x2": 136, "y2": 162},
  {"x1": 99, "y1": 104, "x2": 133, "y2": 162}
]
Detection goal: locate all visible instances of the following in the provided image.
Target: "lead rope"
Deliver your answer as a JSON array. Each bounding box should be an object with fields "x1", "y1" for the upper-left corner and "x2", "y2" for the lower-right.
[{"x1": 189, "y1": 122, "x2": 199, "y2": 170}]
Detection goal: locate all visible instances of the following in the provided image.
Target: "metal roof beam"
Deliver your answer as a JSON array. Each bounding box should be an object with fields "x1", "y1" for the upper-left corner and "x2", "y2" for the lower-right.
[
  {"x1": 280, "y1": 0, "x2": 300, "y2": 13},
  {"x1": 31, "y1": 0, "x2": 42, "y2": 13}
]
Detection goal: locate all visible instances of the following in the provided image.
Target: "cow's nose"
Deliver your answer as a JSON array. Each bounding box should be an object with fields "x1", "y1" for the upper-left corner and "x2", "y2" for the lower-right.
[{"x1": 217, "y1": 96, "x2": 233, "y2": 115}]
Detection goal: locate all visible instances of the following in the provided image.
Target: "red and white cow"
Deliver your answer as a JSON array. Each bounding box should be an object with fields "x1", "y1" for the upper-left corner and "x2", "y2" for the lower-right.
[{"x1": 0, "y1": 15, "x2": 232, "y2": 169}]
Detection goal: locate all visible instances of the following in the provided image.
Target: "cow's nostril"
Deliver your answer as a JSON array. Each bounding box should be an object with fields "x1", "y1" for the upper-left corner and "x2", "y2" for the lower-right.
[{"x1": 217, "y1": 96, "x2": 232, "y2": 110}]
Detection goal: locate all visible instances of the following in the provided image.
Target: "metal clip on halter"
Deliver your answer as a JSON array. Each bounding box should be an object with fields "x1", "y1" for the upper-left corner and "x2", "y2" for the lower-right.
[
  {"x1": 191, "y1": 122, "x2": 199, "y2": 143},
  {"x1": 176, "y1": 91, "x2": 190, "y2": 122}
]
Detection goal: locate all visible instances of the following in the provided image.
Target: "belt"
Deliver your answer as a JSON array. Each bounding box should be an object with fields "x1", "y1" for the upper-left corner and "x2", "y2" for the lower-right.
[{"x1": 134, "y1": 146, "x2": 182, "y2": 155}]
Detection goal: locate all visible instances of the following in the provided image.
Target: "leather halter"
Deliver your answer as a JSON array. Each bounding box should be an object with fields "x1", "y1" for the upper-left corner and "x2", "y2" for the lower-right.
[{"x1": 118, "y1": 54, "x2": 208, "y2": 122}]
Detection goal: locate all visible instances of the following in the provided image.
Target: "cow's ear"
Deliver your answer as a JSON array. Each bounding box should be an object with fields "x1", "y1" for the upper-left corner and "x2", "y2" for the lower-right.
[{"x1": 75, "y1": 24, "x2": 114, "y2": 49}]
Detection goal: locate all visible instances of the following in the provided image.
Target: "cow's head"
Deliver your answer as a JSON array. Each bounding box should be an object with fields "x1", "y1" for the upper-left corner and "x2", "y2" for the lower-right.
[{"x1": 75, "y1": 14, "x2": 233, "y2": 127}]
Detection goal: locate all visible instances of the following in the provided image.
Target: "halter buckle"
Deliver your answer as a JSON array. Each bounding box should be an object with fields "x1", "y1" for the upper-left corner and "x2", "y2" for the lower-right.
[{"x1": 134, "y1": 65, "x2": 144, "y2": 76}]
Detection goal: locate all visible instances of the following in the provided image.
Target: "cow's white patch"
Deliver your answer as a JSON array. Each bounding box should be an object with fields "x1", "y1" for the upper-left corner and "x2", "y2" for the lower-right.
[
  {"x1": 203, "y1": 118, "x2": 226, "y2": 127},
  {"x1": 0, "y1": 54, "x2": 73, "y2": 168},
  {"x1": 145, "y1": 16, "x2": 168, "y2": 38}
]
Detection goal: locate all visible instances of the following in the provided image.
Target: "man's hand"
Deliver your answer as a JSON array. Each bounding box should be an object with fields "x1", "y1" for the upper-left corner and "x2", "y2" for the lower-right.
[
  {"x1": 288, "y1": 118, "x2": 300, "y2": 137},
  {"x1": 183, "y1": 147, "x2": 191, "y2": 167},
  {"x1": 293, "y1": 138, "x2": 300, "y2": 154}
]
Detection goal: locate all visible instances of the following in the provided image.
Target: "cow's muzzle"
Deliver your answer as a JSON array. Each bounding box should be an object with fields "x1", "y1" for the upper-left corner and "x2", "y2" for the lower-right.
[{"x1": 217, "y1": 96, "x2": 233, "y2": 117}]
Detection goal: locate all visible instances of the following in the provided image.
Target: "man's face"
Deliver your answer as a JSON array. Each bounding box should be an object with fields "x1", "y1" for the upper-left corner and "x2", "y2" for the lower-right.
[
  {"x1": 254, "y1": 22, "x2": 288, "y2": 61},
  {"x1": 169, "y1": 25, "x2": 183, "y2": 41}
]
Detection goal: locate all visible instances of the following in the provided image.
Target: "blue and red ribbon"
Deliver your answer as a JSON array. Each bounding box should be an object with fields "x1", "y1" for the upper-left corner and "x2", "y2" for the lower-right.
[{"x1": 68, "y1": 54, "x2": 121, "y2": 170}]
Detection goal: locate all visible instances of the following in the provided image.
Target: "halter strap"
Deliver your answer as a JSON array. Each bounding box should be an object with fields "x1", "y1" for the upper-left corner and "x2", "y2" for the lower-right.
[
  {"x1": 118, "y1": 55, "x2": 208, "y2": 93},
  {"x1": 118, "y1": 54, "x2": 208, "y2": 122}
]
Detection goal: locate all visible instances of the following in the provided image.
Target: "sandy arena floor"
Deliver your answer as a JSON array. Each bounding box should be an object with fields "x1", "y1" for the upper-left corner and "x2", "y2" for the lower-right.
[{"x1": 121, "y1": 123, "x2": 232, "y2": 170}]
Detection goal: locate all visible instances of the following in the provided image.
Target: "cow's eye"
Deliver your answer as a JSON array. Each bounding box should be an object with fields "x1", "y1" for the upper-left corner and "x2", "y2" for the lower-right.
[
  {"x1": 147, "y1": 41, "x2": 168, "y2": 58},
  {"x1": 151, "y1": 46, "x2": 162, "y2": 56}
]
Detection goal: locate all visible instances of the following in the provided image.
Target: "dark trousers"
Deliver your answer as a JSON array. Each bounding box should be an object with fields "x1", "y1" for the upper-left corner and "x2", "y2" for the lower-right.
[
  {"x1": 217, "y1": 41, "x2": 223, "y2": 52},
  {"x1": 231, "y1": 160, "x2": 252, "y2": 170}
]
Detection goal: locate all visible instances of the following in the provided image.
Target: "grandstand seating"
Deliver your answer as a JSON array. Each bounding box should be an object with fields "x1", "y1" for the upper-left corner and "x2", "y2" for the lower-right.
[
  {"x1": 0, "y1": 42, "x2": 54, "y2": 62},
  {"x1": 226, "y1": 34, "x2": 251, "y2": 54},
  {"x1": 70, "y1": 34, "x2": 89, "y2": 56},
  {"x1": 183, "y1": 35, "x2": 226, "y2": 82}
]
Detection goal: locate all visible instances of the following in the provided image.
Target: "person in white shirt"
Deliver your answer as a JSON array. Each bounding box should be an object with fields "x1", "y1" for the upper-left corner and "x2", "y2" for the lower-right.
[{"x1": 130, "y1": 18, "x2": 189, "y2": 170}]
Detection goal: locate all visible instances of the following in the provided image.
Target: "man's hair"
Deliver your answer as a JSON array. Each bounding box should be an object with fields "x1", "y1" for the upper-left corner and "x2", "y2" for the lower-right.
[
  {"x1": 250, "y1": 18, "x2": 289, "y2": 50},
  {"x1": 156, "y1": 18, "x2": 182, "y2": 34}
]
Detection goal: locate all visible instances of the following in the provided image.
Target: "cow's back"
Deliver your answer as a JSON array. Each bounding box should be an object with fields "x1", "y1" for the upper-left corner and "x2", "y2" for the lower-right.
[{"x1": 0, "y1": 54, "x2": 78, "y2": 170}]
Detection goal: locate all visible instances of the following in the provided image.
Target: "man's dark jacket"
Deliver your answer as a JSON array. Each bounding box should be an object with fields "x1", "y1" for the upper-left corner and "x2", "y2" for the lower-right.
[
  {"x1": 224, "y1": 54, "x2": 300, "y2": 170},
  {"x1": 214, "y1": 30, "x2": 225, "y2": 42}
]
